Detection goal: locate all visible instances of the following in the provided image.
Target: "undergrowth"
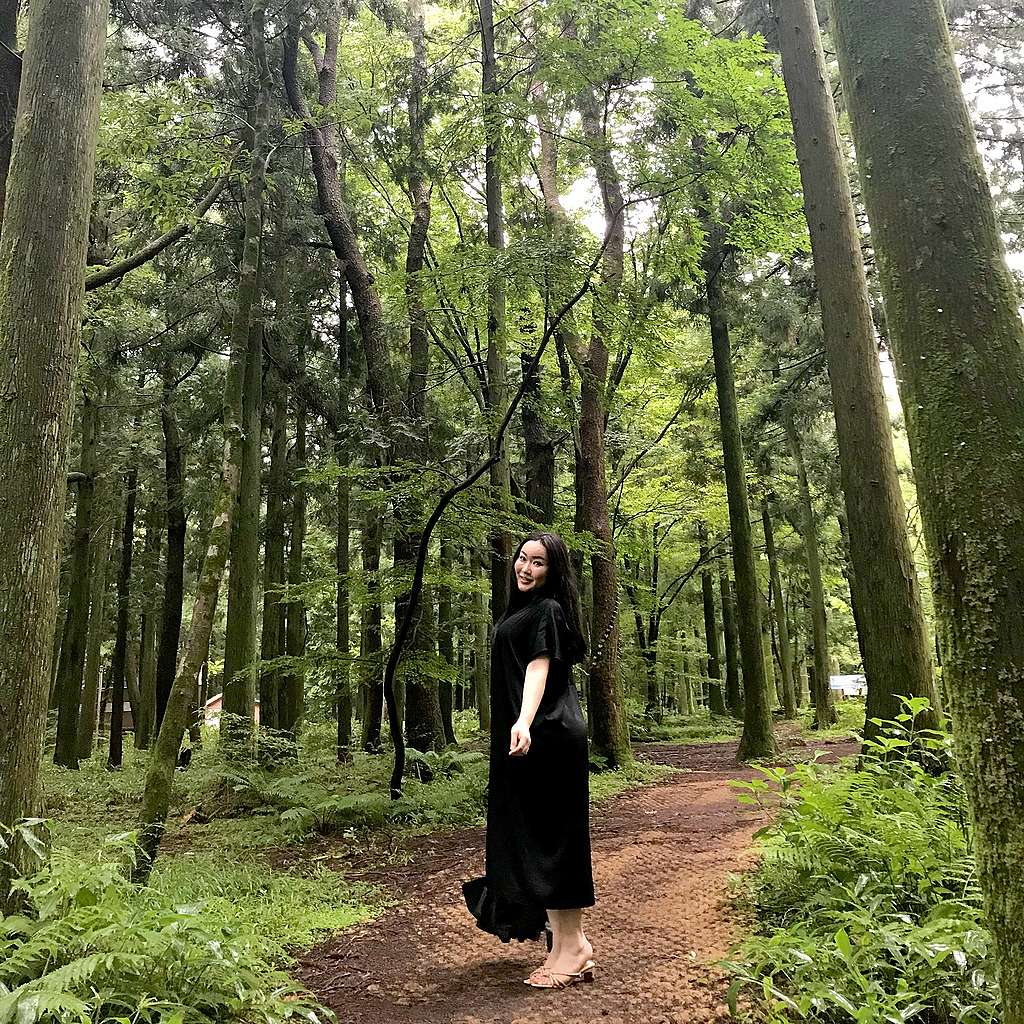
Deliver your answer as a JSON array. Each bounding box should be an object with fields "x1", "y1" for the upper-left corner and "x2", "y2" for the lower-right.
[{"x1": 725, "y1": 699, "x2": 997, "y2": 1024}]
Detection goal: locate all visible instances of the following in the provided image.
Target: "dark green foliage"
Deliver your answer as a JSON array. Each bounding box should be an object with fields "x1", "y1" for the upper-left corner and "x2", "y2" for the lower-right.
[
  {"x1": 0, "y1": 828, "x2": 332, "y2": 1024},
  {"x1": 726, "y1": 701, "x2": 997, "y2": 1024}
]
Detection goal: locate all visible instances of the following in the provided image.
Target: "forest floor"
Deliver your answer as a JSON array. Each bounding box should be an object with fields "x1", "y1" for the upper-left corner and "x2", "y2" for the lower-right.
[{"x1": 296, "y1": 731, "x2": 859, "y2": 1024}]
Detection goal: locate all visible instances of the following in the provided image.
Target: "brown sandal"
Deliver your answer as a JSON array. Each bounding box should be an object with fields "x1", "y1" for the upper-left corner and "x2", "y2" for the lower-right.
[{"x1": 524, "y1": 960, "x2": 596, "y2": 989}]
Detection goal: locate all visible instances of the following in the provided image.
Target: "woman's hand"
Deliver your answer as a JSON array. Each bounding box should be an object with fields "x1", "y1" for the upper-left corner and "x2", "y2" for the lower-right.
[{"x1": 509, "y1": 719, "x2": 531, "y2": 756}]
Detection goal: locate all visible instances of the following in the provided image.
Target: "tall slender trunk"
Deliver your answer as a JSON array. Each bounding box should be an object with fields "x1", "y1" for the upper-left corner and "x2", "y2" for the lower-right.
[
  {"x1": 762, "y1": 501, "x2": 797, "y2": 718},
  {"x1": 108, "y1": 460, "x2": 138, "y2": 771},
  {"x1": 719, "y1": 560, "x2": 742, "y2": 717},
  {"x1": 474, "y1": 543, "x2": 491, "y2": 732},
  {"x1": 359, "y1": 507, "x2": 384, "y2": 751},
  {"x1": 705, "y1": 246, "x2": 776, "y2": 759},
  {"x1": 135, "y1": 3, "x2": 270, "y2": 880},
  {"x1": 260, "y1": 332, "x2": 289, "y2": 738},
  {"x1": 480, "y1": 0, "x2": 513, "y2": 619},
  {"x1": 698, "y1": 522, "x2": 727, "y2": 716},
  {"x1": 437, "y1": 537, "x2": 458, "y2": 746},
  {"x1": 281, "y1": 367, "x2": 307, "y2": 741},
  {"x1": 222, "y1": 312, "x2": 264, "y2": 749},
  {"x1": 336, "y1": 279, "x2": 353, "y2": 761},
  {"x1": 155, "y1": 360, "x2": 186, "y2": 731},
  {"x1": 54, "y1": 396, "x2": 100, "y2": 768},
  {"x1": 0, "y1": 0, "x2": 108, "y2": 907},
  {"x1": 832, "y1": 2, "x2": 1024, "y2": 1017},
  {"x1": 774, "y1": 0, "x2": 938, "y2": 742},
  {"x1": 783, "y1": 413, "x2": 836, "y2": 727},
  {"x1": 79, "y1": 489, "x2": 114, "y2": 758},
  {"x1": 521, "y1": 350, "x2": 555, "y2": 524},
  {"x1": 135, "y1": 500, "x2": 162, "y2": 749}
]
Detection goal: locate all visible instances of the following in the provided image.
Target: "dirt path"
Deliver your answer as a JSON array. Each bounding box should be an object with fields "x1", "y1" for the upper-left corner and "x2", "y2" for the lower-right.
[{"x1": 297, "y1": 737, "x2": 856, "y2": 1024}]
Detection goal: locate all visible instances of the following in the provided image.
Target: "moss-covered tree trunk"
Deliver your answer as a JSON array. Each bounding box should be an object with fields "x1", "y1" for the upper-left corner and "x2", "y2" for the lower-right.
[
  {"x1": 705, "y1": 247, "x2": 776, "y2": 760},
  {"x1": 831, "y1": 2, "x2": 1024, "y2": 1017},
  {"x1": 135, "y1": 2, "x2": 270, "y2": 881},
  {"x1": 54, "y1": 396, "x2": 100, "y2": 768},
  {"x1": 336, "y1": 281, "x2": 353, "y2": 762},
  {"x1": 135, "y1": 500, "x2": 162, "y2": 749},
  {"x1": 0, "y1": 0, "x2": 108, "y2": 906},
  {"x1": 473, "y1": 545, "x2": 491, "y2": 732},
  {"x1": 437, "y1": 536, "x2": 458, "y2": 746},
  {"x1": 774, "y1": 0, "x2": 939, "y2": 743},
  {"x1": 762, "y1": 501, "x2": 797, "y2": 719}
]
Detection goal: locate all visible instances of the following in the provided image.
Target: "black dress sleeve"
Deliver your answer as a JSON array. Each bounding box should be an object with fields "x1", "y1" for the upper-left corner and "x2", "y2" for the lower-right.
[{"x1": 524, "y1": 599, "x2": 568, "y2": 665}]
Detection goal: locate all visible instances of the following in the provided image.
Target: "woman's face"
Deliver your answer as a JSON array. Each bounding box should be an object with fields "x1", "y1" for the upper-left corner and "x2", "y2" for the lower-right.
[{"x1": 515, "y1": 540, "x2": 550, "y2": 593}]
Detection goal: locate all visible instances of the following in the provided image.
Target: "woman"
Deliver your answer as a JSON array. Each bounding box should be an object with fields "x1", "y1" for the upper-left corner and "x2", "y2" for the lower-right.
[{"x1": 463, "y1": 531, "x2": 596, "y2": 989}]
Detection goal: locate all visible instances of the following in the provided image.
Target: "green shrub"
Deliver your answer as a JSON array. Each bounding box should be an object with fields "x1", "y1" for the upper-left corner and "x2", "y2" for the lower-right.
[
  {"x1": 725, "y1": 699, "x2": 997, "y2": 1024},
  {"x1": 0, "y1": 829, "x2": 332, "y2": 1024}
]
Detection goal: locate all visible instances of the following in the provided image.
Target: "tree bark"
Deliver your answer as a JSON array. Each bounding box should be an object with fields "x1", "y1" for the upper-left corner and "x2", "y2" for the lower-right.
[
  {"x1": 134, "y1": 500, "x2": 162, "y2": 749},
  {"x1": 54, "y1": 397, "x2": 100, "y2": 768},
  {"x1": 762, "y1": 501, "x2": 797, "y2": 718},
  {"x1": 108, "y1": 460, "x2": 138, "y2": 771},
  {"x1": 437, "y1": 537, "x2": 458, "y2": 746},
  {"x1": 135, "y1": 2, "x2": 270, "y2": 880},
  {"x1": 260, "y1": 331, "x2": 289, "y2": 738},
  {"x1": 359, "y1": 507, "x2": 384, "y2": 751},
  {"x1": 774, "y1": 0, "x2": 939, "y2": 742},
  {"x1": 0, "y1": 0, "x2": 108, "y2": 906},
  {"x1": 783, "y1": 413, "x2": 837, "y2": 727},
  {"x1": 831, "y1": 3, "x2": 1024, "y2": 1017},
  {"x1": 222, "y1": 313, "x2": 264, "y2": 750},
  {"x1": 705, "y1": 247, "x2": 776, "y2": 759},
  {"x1": 521, "y1": 350, "x2": 555, "y2": 524},
  {"x1": 79, "y1": 486, "x2": 114, "y2": 759},
  {"x1": 281, "y1": 361, "x2": 307, "y2": 742},
  {"x1": 336, "y1": 279, "x2": 353, "y2": 761},
  {"x1": 480, "y1": 0, "x2": 514, "y2": 619},
  {"x1": 473, "y1": 545, "x2": 491, "y2": 732},
  {"x1": 698, "y1": 523, "x2": 727, "y2": 716},
  {"x1": 574, "y1": 77, "x2": 631, "y2": 768},
  {"x1": 155, "y1": 359, "x2": 186, "y2": 731},
  {"x1": 719, "y1": 560, "x2": 742, "y2": 718}
]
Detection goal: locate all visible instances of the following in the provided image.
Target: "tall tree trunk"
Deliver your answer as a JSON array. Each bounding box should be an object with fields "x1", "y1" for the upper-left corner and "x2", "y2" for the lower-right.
[
  {"x1": 0, "y1": 0, "x2": 108, "y2": 906},
  {"x1": 260, "y1": 333, "x2": 289, "y2": 739},
  {"x1": 134, "y1": 500, "x2": 162, "y2": 749},
  {"x1": 359, "y1": 507, "x2": 384, "y2": 751},
  {"x1": 54, "y1": 396, "x2": 100, "y2": 768},
  {"x1": 774, "y1": 0, "x2": 939, "y2": 742},
  {"x1": 762, "y1": 501, "x2": 797, "y2": 719},
  {"x1": 573, "y1": 76, "x2": 631, "y2": 768},
  {"x1": 222, "y1": 312, "x2": 264, "y2": 750},
  {"x1": 281, "y1": 372, "x2": 307, "y2": 742},
  {"x1": 705, "y1": 246, "x2": 776, "y2": 760},
  {"x1": 79, "y1": 489, "x2": 114, "y2": 758},
  {"x1": 521, "y1": 350, "x2": 555, "y2": 524},
  {"x1": 480, "y1": 0, "x2": 513, "y2": 619},
  {"x1": 395, "y1": 0, "x2": 444, "y2": 756},
  {"x1": 135, "y1": 3, "x2": 270, "y2": 880},
  {"x1": 783, "y1": 413, "x2": 836, "y2": 727},
  {"x1": 108, "y1": 461, "x2": 138, "y2": 770},
  {"x1": 336, "y1": 279, "x2": 353, "y2": 762},
  {"x1": 437, "y1": 537, "x2": 458, "y2": 746},
  {"x1": 155, "y1": 360, "x2": 186, "y2": 731},
  {"x1": 719, "y1": 560, "x2": 742, "y2": 717},
  {"x1": 474, "y1": 545, "x2": 491, "y2": 732},
  {"x1": 832, "y1": 3, "x2": 1024, "y2": 1017},
  {"x1": 698, "y1": 522, "x2": 727, "y2": 716}
]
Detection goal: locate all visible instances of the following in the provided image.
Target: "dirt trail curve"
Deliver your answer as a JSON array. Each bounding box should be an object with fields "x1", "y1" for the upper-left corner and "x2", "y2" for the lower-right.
[{"x1": 297, "y1": 737, "x2": 857, "y2": 1024}]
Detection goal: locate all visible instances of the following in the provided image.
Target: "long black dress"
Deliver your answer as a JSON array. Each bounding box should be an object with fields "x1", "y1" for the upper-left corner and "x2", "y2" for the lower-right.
[{"x1": 463, "y1": 593, "x2": 595, "y2": 942}]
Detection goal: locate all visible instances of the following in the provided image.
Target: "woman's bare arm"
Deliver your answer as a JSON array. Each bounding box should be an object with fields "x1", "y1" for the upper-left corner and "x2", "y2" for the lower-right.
[{"x1": 510, "y1": 656, "x2": 550, "y2": 755}]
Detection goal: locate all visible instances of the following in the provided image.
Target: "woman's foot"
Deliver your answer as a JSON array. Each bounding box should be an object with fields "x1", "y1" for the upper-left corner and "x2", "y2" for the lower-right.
[{"x1": 526, "y1": 937, "x2": 594, "y2": 985}]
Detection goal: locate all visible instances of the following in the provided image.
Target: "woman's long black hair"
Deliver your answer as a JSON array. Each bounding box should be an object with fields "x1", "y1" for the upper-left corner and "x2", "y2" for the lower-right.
[{"x1": 502, "y1": 531, "x2": 588, "y2": 664}]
